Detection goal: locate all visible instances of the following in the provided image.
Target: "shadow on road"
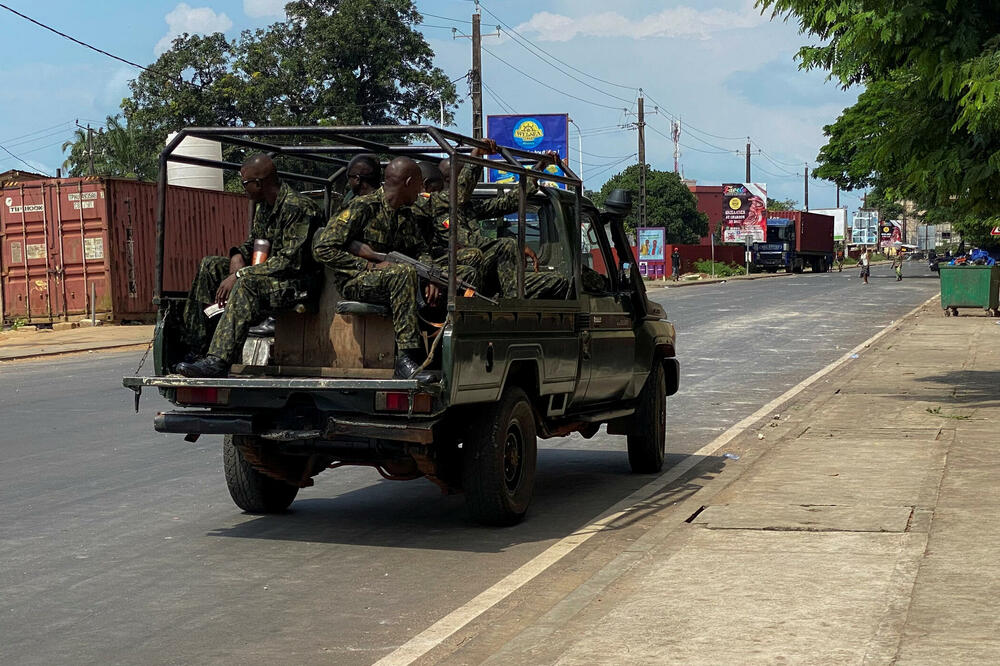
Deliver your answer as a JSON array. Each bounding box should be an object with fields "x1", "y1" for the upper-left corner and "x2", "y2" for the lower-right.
[
  {"x1": 913, "y1": 369, "x2": 1000, "y2": 407},
  {"x1": 206, "y1": 449, "x2": 728, "y2": 552}
]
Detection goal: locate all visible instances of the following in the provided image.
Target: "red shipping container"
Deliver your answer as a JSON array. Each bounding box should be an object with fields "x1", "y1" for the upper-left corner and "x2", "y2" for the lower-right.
[
  {"x1": 764, "y1": 210, "x2": 834, "y2": 253},
  {"x1": 1, "y1": 177, "x2": 248, "y2": 324}
]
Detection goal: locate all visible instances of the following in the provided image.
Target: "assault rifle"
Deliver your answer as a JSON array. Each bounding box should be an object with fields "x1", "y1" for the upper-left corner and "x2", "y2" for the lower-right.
[{"x1": 349, "y1": 241, "x2": 498, "y2": 305}]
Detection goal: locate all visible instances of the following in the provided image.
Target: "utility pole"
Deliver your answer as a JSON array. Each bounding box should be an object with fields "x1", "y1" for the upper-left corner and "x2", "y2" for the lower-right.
[
  {"x1": 803, "y1": 163, "x2": 809, "y2": 210},
  {"x1": 836, "y1": 184, "x2": 840, "y2": 208},
  {"x1": 471, "y1": 7, "x2": 482, "y2": 138},
  {"x1": 745, "y1": 137, "x2": 751, "y2": 182},
  {"x1": 453, "y1": 3, "x2": 498, "y2": 139},
  {"x1": 637, "y1": 95, "x2": 647, "y2": 230},
  {"x1": 671, "y1": 119, "x2": 681, "y2": 173}
]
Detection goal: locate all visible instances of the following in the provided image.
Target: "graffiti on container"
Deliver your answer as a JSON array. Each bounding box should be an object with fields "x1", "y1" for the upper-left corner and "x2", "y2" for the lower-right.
[
  {"x1": 26, "y1": 244, "x2": 46, "y2": 260},
  {"x1": 10, "y1": 241, "x2": 22, "y2": 263},
  {"x1": 84, "y1": 237, "x2": 104, "y2": 260}
]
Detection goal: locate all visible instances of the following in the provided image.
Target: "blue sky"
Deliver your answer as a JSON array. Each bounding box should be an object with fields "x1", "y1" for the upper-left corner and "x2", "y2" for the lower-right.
[{"x1": 0, "y1": 0, "x2": 862, "y2": 210}]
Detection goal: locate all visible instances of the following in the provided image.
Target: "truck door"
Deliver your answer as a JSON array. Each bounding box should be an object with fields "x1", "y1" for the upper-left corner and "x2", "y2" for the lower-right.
[{"x1": 578, "y1": 211, "x2": 634, "y2": 404}]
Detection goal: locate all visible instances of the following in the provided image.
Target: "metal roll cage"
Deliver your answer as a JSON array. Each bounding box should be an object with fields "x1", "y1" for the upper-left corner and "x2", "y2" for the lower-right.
[{"x1": 155, "y1": 125, "x2": 584, "y2": 312}]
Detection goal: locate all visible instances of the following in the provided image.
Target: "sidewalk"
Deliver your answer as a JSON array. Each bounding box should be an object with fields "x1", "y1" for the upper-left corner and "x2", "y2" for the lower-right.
[
  {"x1": 412, "y1": 301, "x2": 1000, "y2": 664},
  {"x1": 0, "y1": 324, "x2": 154, "y2": 361}
]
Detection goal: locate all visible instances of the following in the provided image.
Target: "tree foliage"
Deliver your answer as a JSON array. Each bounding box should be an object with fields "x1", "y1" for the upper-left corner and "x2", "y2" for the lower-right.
[
  {"x1": 591, "y1": 164, "x2": 708, "y2": 242},
  {"x1": 767, "y1": 197, "x2": 798, "y2": 211},
  {"x1": 759, "y1": 0, "x2": 1000, "y2": 247},
  {"x1": 61, "y1": 115, "x2": 156, "y2": 180},
  {"x1": 63, "y1": 0, "x2": 459, "y2": 179}
]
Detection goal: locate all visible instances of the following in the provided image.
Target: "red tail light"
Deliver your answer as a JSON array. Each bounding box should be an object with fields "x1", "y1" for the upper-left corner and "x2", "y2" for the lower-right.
[
  {"x1": 376, "y1": 391, "x2": 432, "y2": 413},
  {"x1": 175, "y1": 387, "x2": 229, "y2": 405}
]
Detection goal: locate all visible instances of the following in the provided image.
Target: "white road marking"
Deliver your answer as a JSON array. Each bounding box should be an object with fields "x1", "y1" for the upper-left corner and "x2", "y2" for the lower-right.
[{"x1": 373, "y1": 293, "x2": 939, "y2": 666}]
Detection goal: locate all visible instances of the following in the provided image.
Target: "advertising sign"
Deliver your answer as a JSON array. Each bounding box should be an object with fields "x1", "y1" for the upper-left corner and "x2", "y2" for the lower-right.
[
  {"x1": 721, "y1": 183, "x2": 767, "y2": 243},
  {"x1": 487, "y1": 114, "x2": 569, "y2": 188},
  {"x1": 879, "y1": 220, "x2": 902, "y2": 248},
  {"x1": 637, "y1": 227, "x2": 665, "y2": 262},
  {"x1": 851, "y1": 209, "x2": 879, "y2": 246}
]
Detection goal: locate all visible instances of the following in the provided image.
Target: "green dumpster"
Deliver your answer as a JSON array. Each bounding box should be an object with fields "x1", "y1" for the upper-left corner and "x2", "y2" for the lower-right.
[{"x1": 939, "y1": 264, "x2": 1000, "y2": 316}]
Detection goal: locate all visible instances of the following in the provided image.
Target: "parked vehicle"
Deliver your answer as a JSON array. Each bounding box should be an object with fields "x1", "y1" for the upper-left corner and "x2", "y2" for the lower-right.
[
  {"x1": 123, "y1": 126, "x2": 680, "y2": 526},
  {"x1": 752, "y1": 211, "x2": 834, "y2": 273}
]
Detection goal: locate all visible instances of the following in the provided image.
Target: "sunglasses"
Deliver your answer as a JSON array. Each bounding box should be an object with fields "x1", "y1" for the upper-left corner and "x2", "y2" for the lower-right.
[{"x1": 241, "y1": 177, "x2": 262, "y2": 187}]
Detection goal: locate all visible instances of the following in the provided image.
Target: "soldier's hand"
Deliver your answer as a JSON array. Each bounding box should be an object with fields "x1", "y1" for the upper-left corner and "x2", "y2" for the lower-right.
[
  {"x1": 424, "y1": 283, "x2": 441, "y2": 305},
  {"x1": 473, "y1": 139, "x2": 499, "y2": 157},
  {"x1": 524, "y1": 246, "x2": 540, "y2": 272},
  {"x1": 216, "y1": 274, "x2": 238, "y2": 307},
  {"x1": 373, "y1": 261, "x2": 393, "y2": 270},
  {"x1": 542, "y1": 150, "x2": 561, "y2": 166}
]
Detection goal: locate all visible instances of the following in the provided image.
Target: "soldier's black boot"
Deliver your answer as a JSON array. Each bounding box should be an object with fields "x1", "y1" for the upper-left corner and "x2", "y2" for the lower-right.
[
  {"x1": 394, "y1": 350, "x2": 435, "y2": 382},
  {"x1": 175, "y1": 354, "x2": 229, "y2": 378},
  {"x1": 248, "y1": 316, "x2": 276, "y2": 337}
]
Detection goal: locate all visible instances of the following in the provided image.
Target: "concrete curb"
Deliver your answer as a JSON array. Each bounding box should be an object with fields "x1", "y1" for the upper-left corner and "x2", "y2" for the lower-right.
[
  {"x1": 0, "y1": 342, "x2": 149, "y2": 363},
  {"x1": 646, "y1": 271, "x2": 791, "y2": 290}
]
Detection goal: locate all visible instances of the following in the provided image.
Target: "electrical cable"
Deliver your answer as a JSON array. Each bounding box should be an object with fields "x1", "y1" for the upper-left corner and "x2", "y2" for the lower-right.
[
  {"x1": 0, "y1": 120, "x2": 74, "y2": 146},
  {"x1": 420, "y1": 11, "x2": 473, "y2": 24},
  {"x1": 0, "y1": 3, "x2": 206, "y2": 90},
  {"x1": 586, "y1": 153, "x2": 637, "y2": 181},
  {"x1": 480, "y1": 45, "x2": 627, "y2": 111},
  {"x1": 481, "y1": 80, "x2": 516, "y2": 114},
  {"x1": 477, "y1": 1, "x2": 637, "y2": 92},
  {"x1": 0, "y1": 142, "x2": 47, "y2": 174}
]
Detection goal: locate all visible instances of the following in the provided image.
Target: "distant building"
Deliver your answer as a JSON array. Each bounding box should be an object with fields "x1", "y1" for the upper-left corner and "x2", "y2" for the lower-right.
[
  {"x1": 0, "y1": 169, "x2": 48, "y2": 186},
  {"x1": 686, "y1": 182, "x2": 723, "y2": 246}
]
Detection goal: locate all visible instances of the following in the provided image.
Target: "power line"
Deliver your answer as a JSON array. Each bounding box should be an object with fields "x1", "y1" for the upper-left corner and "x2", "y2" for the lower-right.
[
  {"x1": 579, "y1": 148, "x2": 634, "y2": 159},
  {"x1": 477, "y1": 0, "x2": 636, "y2": 92},
  {"x1": 495, "y1": 26, "x2": 635, "y2": 105},
  {"x1": 480, "y1": 44, "x2": 627, "y2": 111},
  {"x1": 0, "y1": 3, "x2": 205, "y2": 90},
  {"x1": 481, "y1": 80, "x2": 516, "y2": 114},
  {"x1": 0, "y1": 142, "x2": 47, "y2": 174},
  {"x1": 420, "y1": 11, "x2": 473, "y2": 24},
  {"x1": 0, "y1": 120, "x2": 74, "y2": 145},
  {"x1": 587, "y1": 153, "x2": 637, "y2": 182}
]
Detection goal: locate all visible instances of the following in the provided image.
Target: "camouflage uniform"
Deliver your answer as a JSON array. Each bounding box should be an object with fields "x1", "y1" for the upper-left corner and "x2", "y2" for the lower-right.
[
  {"x1": 427, "y1": 166, "x2": 568, "y2": 300},
  {"x1": 182, "y1": 183, "x2": 321, "y2": 362},
  {"x1": 313, "y1": 188, "x2": 465, "y2": 351}
]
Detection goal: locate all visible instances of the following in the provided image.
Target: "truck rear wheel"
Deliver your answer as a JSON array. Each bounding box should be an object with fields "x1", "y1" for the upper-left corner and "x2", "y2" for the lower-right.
[
  {"x1": 462, "y1": 387, "x2": 538, "y2": 526},
  {"x1": 628, "y1": 363, "x2": 667, "y2": 473},
  {"x1": 224, "y1": 435, "x2": 300, "y2": 513}
]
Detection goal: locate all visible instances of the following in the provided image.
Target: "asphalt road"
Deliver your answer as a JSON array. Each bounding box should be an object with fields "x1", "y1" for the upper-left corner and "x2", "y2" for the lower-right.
[{"x1": 0, "y1": 263, "x2": 940, "y2": 665}]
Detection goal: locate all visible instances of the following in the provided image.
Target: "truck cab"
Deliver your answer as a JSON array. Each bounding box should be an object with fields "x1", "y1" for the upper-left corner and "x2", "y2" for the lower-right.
[{"x1": 123, "y1": 126, "x2": 679, "y2": 526}]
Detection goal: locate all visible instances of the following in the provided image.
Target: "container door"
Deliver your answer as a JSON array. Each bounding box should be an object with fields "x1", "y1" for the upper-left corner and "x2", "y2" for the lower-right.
[
  {"x1": 56, "y1": 181, "x2": 109, "y2": 318},
  {"x1": 1, "y1": 184, "x2": 53, "y2": 322}
]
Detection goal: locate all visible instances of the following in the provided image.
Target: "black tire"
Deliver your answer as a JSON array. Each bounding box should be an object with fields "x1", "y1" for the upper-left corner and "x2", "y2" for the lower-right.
[
  {"x1": 223, "y1": 435, "x2": 299, "y2": 513},
  {"x1": 462, "y1": 387, "x2": 538, "y2": 526},
  {"x1": 628, "y1": 362, "x2": 667, "y2": 473}
]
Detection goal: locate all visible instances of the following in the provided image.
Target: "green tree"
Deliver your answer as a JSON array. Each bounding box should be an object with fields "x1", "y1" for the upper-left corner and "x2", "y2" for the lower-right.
[
  {"x1": 62, "y1": 115, "x2": 156, "y2": 180},
  {"x1": 591, "y1": 164, "x2": 708, "y2": 242},
  {"x1": 767, "y1": 197, "x2": 798, "y2": 211},
  {"x1": 758, "y1": 0, "x2": 1000, "y2": 247},
  {"x1": 65, "y1": 1, "x2": 459, "y2": 181}
]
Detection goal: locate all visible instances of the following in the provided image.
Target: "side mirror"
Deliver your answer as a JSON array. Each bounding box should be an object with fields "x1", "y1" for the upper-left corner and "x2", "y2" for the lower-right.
[{"x1": 603, "y1": 189, "x2": 632, "y2": 218}]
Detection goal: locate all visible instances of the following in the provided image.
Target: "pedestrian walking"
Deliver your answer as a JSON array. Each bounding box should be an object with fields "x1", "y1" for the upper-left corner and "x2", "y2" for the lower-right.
[
  {"x1": 671, "y1": 248, "x2": 681, "y2": 282},
  {"x1": 892, "y1": 251, "x2": 904, "y2": 281},
  {"x1": 860, "y1": 248, "x2": 871, "y2": 285},
  {"x1": 836, "y1": 248, "x2": 845, "y2": 272}
]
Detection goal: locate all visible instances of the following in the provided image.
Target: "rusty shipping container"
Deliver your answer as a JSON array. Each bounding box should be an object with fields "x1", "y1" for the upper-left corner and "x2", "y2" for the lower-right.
[{"x1": 1, "y1": 177, "x2": 249, "y2": 324}]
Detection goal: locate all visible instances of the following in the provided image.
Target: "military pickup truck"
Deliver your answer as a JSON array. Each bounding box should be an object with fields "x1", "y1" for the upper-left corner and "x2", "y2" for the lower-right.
[{"x1": 124, "y1": 126, "x2": 679, "y2": 526}]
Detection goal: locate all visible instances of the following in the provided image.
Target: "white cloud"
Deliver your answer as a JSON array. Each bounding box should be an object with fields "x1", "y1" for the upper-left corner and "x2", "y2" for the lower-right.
[
  {"x1": 243, "y1": 0, "x2": 287, "y2": 19},
  {"x1": 515, "y1": 6, "x2": 764, "y2": 42},
  {"x1": 154, "y1": 3, "x2": 233, "y2": 55}
]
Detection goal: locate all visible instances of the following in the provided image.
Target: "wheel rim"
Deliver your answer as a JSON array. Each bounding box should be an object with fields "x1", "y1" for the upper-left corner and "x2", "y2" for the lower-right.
[{"x1": 503, "y1": 421, "x2": 524, "y2": 491}]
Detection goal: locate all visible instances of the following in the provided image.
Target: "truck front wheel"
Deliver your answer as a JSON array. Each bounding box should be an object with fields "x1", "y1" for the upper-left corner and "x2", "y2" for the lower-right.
[
  {"x1": 628, "y1": 363, "x2": 667, "y2": 473},
  {"x1": 224, "y1": 435, "x2": 300, "y2": 513},
  {"x1": 462, "y1": 387, "x2": 538, "y2": 526}
]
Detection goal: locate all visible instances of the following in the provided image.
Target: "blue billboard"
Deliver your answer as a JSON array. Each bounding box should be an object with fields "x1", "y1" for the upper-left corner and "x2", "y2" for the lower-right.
[{"x1": 487, "y1": 114, "x2": 569, "y2": 188}]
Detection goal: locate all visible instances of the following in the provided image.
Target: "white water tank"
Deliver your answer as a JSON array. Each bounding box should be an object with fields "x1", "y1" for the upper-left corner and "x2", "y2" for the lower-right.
[{"x1": 166, "y1": 133, "x2": 224, "y2": 191}]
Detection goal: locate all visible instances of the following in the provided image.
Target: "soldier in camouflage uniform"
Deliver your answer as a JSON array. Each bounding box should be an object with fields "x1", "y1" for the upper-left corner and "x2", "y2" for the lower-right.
[
  {"x1": 427, "y1": 150, "x2": 571, "y2": 300},
  {"x1": 313, "y1": 157, "x2": 472, "y2": 380},
  {"x1": 175, "y1": 154, "x2": 322, "y2": 377}
]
